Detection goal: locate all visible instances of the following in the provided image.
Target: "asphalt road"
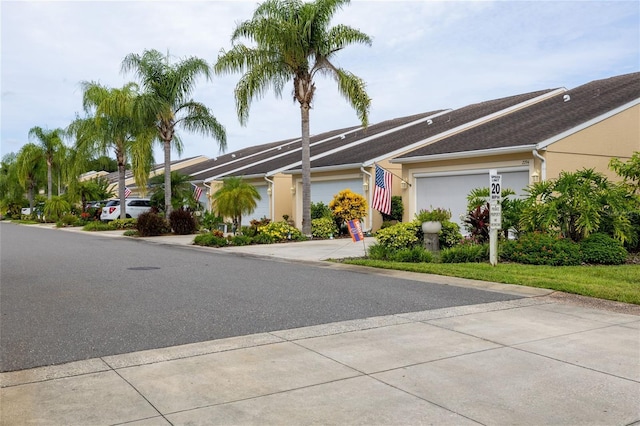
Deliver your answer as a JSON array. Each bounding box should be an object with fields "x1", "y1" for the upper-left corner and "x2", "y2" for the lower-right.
[{"x1": 0, "y1": 223, "x2": 520, "y2": 372}]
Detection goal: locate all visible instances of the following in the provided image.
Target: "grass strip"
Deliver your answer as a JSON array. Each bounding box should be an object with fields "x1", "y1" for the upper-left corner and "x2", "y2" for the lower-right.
[{"x1": 342, "y1": 259, "x2": 640, "y2": 305}]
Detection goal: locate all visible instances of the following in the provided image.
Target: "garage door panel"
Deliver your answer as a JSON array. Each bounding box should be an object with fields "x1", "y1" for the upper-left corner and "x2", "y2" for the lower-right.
[
  {"x1": 416, "y1": 171, "x2": 529, "y2": 228},
  {"x1": 311, "y1": 179, "x2": 364, "y2": 204},
  {"x1": 246, "y1": 186, "x2": 270, "y2": 223}
]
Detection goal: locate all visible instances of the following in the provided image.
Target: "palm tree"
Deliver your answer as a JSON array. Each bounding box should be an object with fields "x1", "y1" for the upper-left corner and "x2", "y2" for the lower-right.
[
  {"x1": 0, "y1": 153, "x2": 26, "y2": 217},
  {"x1": 16, "y1": 143, "x2": 46, "y2": 213},
  {"x1": 212, "y1": 176, "x2": 261, "y2": 232},
  {"x1": 214, "y1": 0, "x2": 371, "y2": 235},
  {"x1": 28, "y1": 126, "x2": 65, "y2": 200},
  {"x1": 121, "y1": 49, "x2": 227, "y2": 216},
  {"x1": 69, "y1": 81, "x2": 155, "y2": 219},
  {"x1": 148, "y1": 171, "x2": 195, "y2": 212}
]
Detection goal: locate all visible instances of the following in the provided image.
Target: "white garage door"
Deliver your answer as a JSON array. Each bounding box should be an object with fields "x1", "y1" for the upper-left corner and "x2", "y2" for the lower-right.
[
  {"x1": 415, "y1": 170, "x2": 529, "y2": 228},
  {"x1": 310, "y1": 179, "x2": 364, "y2": 204},
  {"x1": 245, "y1": 185, "x2": 270, "y2": 223}
]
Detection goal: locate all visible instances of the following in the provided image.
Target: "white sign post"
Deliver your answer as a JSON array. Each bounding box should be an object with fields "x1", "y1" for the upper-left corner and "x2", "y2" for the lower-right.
[{"x1": 489, "y1": 170, "x2": 502, "y2": 266}]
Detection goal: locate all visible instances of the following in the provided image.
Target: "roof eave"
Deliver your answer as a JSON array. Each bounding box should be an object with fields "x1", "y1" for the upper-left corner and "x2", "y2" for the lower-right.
[
  {"x1": 284, "y1": 163, "x2": 364, "y2": 175},
  {"x1": 392, "y1": 145, "x2": 537, "y2": 164}
]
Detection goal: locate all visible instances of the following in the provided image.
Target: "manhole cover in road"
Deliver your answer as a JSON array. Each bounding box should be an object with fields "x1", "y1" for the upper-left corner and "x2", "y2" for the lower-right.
[{"x1": 128, "y1": 266, "x2": 161, "y2": 271}]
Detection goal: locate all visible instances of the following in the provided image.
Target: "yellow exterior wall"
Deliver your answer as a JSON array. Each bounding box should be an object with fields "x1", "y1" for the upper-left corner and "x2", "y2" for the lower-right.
[{"x1": 543, "y1": 105, "x2": 639, "y2": 181}]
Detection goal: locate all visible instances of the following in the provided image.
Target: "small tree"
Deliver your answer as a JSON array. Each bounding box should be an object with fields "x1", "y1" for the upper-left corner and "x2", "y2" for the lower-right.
[
  {"x1": 212, "y1": 177, "x2": 261, "y2": 232},
  {"x1": 149, "y1": 171, "x2": 195, "y2": 212},
  {"x1": 329, "y1": 189, "x2": 367, "y2": 231}
]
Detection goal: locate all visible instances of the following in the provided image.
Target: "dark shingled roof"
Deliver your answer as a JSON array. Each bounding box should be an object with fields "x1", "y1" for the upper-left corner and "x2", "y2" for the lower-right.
[
  {"x1": 227, "y1": 111, "x2": 441, "y2": 178},
  {"x1": 397, "y1": 72, "x2": 640, "y2": 159},
  {"x1": 297, "y1": 90, "x2": 557, "y2": 170},
  {"x1": 183, "y1": 138, "x2": 297, "y2": 181}
]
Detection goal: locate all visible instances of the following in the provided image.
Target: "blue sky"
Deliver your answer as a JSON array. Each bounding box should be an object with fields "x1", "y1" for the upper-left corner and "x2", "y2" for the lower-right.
[{"x1": 1, "y1": 1, "x2": 638, "y2": 162}]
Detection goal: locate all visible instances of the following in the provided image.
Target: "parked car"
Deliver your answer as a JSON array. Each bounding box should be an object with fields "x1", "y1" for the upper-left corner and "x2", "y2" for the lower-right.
[
  {"x1": 100, "y1": 198, "x2": 152, "y2": 221},
  {"x1": 21, "y1": 203, "x2": 44, "y2": 217}
]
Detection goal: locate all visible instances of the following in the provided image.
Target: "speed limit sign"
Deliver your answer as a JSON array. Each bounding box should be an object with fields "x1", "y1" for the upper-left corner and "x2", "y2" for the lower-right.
[{"x1": 490, "y1": 174, "x2": 502, "y2": 202}]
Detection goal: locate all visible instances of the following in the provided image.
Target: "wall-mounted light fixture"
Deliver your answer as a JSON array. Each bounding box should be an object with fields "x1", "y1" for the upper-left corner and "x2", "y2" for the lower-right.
[
  {"x1": 267, "y1": 186, "x2": 272, "y2": 196},
  {"x1": 363, "y1": 181, "x2": 369, "y2": 192},
  {"x1": 531, "y1": 170, "x2": 540, "y2": 183},
  {"x1": 290, "y1": 186, "x2": 296, "y2": 195},
  {"x1": 401, "y1": 180, "x2": 408, "y2": 189}
]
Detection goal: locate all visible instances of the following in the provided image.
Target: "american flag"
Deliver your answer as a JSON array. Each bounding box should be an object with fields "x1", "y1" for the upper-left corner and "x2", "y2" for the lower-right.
[
  {"x1": 192, "y1": 183, "x2": 203, "y2": 201},
  {"x1": 124, "y1": 187, "x2": 132, "y2": 198},
  {"x1": 371, "y1": 165, "x2": 392, "y2": 215}
]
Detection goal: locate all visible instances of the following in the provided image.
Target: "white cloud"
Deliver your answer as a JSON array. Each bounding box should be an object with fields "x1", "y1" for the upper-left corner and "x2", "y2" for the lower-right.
[{"x1": 1, "y1": 0, "x2": 638, "y2": 160}]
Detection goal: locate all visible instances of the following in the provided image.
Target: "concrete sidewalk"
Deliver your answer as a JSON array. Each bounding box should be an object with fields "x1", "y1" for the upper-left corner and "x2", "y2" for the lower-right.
[{"x1": 2, "y1": 227, "x2": 639, "y2": 425}]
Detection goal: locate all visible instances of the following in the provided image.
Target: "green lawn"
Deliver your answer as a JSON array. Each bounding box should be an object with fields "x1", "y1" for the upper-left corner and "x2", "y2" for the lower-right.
[{"x1": 342, "y1": 259, "x2": 640, "y2": 305}]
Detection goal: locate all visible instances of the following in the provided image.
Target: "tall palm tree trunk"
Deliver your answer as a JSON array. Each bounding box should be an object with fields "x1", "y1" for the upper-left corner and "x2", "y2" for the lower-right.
[
  {"x1": 116, "y1": 147, "x2": 127, "y2": 219},
  {"x1": 300, "y1": 104, "x2": 311, "y2": 236},
  {"x1": 46, "y1": 159, "x2": 53, "y2": 200},
  {"x1": 164, "y1": 139, "x2": 172, "y2": 216}
]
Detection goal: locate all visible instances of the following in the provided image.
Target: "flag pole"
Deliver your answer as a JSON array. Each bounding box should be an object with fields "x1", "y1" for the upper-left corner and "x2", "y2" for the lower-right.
[{"x1": 373, "y1": 163, "x2": 411, "y2": 187}]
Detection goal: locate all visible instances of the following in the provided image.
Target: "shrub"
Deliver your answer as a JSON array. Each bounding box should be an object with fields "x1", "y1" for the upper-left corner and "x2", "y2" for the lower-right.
[
  {"x1": 439, "y1": 221, "x2": 463, "y2": 249},
  {"x1": 82, "y1": 221, "x2": 116, "y2": 231},
  {"x1": 123, "y1": 230, "x2": 138, "y2": 237},
  {"x1": 329, "y1": 189, "x2": 367, "y2": 229},
  {"x1": 200, "y1": 211, "x2": 224, "y2": 231},
  {"x1": 367, "y1": 243, "x2": 392, "y2": 260},
  {"x1": 253, "y1": 232, "x2": 276, "y2": 244},
  {"x1": 137, "y1": 211, "x2": 170, "y2": 237},
  {"x1": 311, "y1": 201, "x2": 332, "y2": 219},
  {"x1": 441, "y1": 244, "x2": 489, "y2": 263},
  {"x1": 193, "y1": 232, "x2": 227, "y2": 247},
  {"x1": 312, "y1": 216, "x2": 339, "y2": 239},
  {"x1": 580, "y1": 233, "x2": 628, "y2": 265},
  {"x1": 169, "y1": 209, "x2": 198, "y2": 235},
  {"x1": 375, "y1": 221, "x2": 421, "y2": 251},
  {"x1": 60, "y1": 213, "x2": 78, "y2": 226},
  {"x1": 391, "y1": 246, "x2": 433, "y2": 263},
  {"x1": 500, "y1": 232, "x2": 582, "y2": 266},
  {"x1": 258, "y1": 221, "x2": 304, "y2": 242},
  {"x1": 381, "y1": 196, "x2": 404, "y2": 222},
  {"x1": 230, "y1": 234, "x2": 253, "y2": 246},
  {"x1": 110, "y1": 218, "x2": 137, "y2": 230}
]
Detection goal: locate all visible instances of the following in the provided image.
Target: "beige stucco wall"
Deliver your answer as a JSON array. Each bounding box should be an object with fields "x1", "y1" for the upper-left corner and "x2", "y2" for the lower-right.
[{"x1": 542, "y1": 105, "x2": 639, "y2": 181}]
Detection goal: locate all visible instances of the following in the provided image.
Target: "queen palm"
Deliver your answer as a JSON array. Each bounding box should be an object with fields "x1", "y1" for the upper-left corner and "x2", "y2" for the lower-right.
[
  {"x1": 212, "y1": 176, "x2": 261, "y2": 232},
  {"x1": 215, "y1": 0, "x2": 371, "y2": 235},
  {"x1": 28, "y1": 126, "x2": 64, "y2": 200},
  {"x1": 121, "y1": 49, "x2": 227, "y2": 216},
  {"x1": 69, "y1": 81, "x2": 155, "y2": 219},
  {"x1": 16, "y1": 143, "x2": 46, "y2": 213}
]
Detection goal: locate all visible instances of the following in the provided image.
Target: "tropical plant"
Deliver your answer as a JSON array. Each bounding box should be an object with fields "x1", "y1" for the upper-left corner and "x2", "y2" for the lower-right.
[
  {"x1": 374, "y1": 221, "x2": 421, "y2": 251},
  {"x1": 75, "y1": 177, "x2": 114, "y2": 212},
  {"x1": 0, "y1": 153, "x2": 26, "y2": 217},
  {"x1": 16, "y1": 143, "x2": 46, "y2": 214},
  {"x1": 310, "y1": 201, "x2": 332, "y2": 219},
  {"x1": 580, "y1": 233, "x2": 628, "y2": 265},
  {"x1": 609, "y1": 151, "x2": 640, "y2": 193},
  {"x1": 415, "y1": 207, "x2": 451, "y2": 223},
  {"x1": 212, "y1": 176, "x2": 261, "y2": 232},
  {"x1": 258, "y1": 220, "x2": 304, "y2": 242},
  {"x1": 28, "y1": 126, "x2": 65, "y2": 199},
  {"x1": 440, "y1": 244, "x2": 489, "y2": 263},
  {"x1": 381, "y1": 196, "x2": 404, "y2": 222},
  {"x1": 466, "y1": 186, "x2": 525, "y2": 238},
  {"x1": 69, "y1": 81, "x2": 155, "y2": 219},
  {"x1": 122, "y1": 49, "x2": 227, "y2": 215},
  {"x1": 215, "y1": 0, "x2": 372, "y2": 235},
  {"x1": 149, "y1": 171, "x2": 196, "y2": 212},
  {"x1": 329, "y1": 189, "x2": 367, "y2": 230},
  {"x1": 520, "y1": 168, "x2": 635, "y2": 243},
  {"x1": 464, "y1": 203, "x2": 490, "y2": 243},
  {"x1": 43, "y1": 196, "x2": 71, "y2": 222}
]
